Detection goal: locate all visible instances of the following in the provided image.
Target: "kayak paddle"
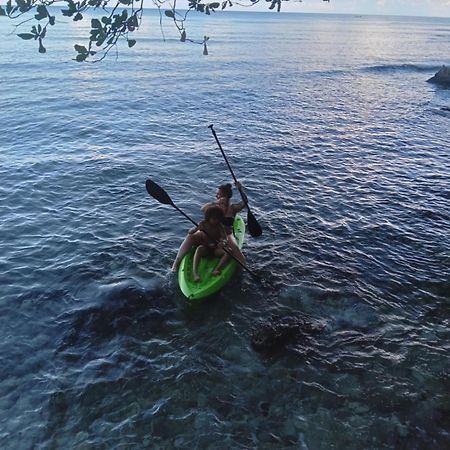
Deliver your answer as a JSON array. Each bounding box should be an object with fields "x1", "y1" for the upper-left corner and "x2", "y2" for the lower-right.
[
  {"x1": 208, "y1": 124, "x2": 263, "y2": 238},
  {"x1": 145, "y1": 179, "x2": 261, "y2": 280}
]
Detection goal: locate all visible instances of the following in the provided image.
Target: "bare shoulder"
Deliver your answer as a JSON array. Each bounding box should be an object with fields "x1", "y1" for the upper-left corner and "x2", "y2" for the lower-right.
[{"x1": 201, "y1": 202, "x2": 215, "y2": 212}]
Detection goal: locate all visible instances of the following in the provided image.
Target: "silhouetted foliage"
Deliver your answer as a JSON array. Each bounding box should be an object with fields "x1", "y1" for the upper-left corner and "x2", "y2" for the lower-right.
[{"x1": 0, "y1": 0, "x2": 331, "y2": 61}]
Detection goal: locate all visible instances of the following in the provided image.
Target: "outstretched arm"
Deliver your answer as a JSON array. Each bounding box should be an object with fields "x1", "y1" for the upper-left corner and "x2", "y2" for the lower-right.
[{"x1": 232, "y1": 181, "x2": 249, "y2": 214}]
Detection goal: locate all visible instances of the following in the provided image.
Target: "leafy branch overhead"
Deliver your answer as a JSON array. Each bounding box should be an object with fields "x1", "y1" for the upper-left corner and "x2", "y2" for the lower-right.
[{"x1": 0, "y1": 0, "x2": 331, "y2": 61}]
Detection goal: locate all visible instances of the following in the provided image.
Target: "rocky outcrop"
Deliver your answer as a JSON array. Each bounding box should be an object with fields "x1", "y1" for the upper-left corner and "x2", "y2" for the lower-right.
[
  {"x1": 428, "y1": 65, "x2": 450, "y2": 87},
  {"x1": 251, "y1": 314, "x2": 324, "y2": 354}
]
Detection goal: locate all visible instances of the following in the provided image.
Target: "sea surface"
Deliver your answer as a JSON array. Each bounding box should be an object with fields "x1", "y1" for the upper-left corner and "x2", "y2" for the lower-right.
[{"x1": 1, "y1": 8, "x2": 450, "y2": 449}]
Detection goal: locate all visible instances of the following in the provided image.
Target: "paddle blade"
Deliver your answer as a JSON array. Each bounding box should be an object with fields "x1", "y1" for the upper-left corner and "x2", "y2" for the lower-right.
[
  {"x1": 146, "y1": 179, "x2": 174, "y2": 206},
  {"x1": 247, "y1": 209, "x2": 262, "y2": 237}
]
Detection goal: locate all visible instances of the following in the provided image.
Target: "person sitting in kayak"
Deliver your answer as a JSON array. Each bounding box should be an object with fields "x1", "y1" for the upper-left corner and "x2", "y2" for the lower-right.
[
  {"x1": 200, "y1": 181, "x2": 247, "y2": 273},
  {"x1": 191, "y1": 206, "x2": 228, "y2": 282},
  {"x1": 171, "y1": 181, "x2": 248, "y2": 272}
]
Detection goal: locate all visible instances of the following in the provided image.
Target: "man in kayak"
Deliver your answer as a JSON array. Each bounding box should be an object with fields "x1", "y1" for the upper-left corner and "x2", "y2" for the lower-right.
[{"x1": 171, "y1": 181, "x2": 248, "y2": 273}]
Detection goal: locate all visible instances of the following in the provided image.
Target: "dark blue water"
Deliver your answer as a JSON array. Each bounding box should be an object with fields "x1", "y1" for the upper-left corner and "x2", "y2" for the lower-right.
[{"x1": 1, "y1": 10, "x2": 450, "y2": 449}]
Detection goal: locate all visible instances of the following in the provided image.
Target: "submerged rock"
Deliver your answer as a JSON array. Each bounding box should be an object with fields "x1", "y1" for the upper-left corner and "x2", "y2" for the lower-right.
[
  {"x1": 427, "y1": 65, "x2": 450, "y2": 87},
  {"x1": 251, "y1": 314, "x2": 324, "y2": 354}
]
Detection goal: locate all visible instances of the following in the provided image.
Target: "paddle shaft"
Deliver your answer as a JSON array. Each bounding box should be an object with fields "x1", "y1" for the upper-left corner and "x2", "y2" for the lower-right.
[
  {"x1": 174, "y1": 204, "x2": 198, "y2": 228},
  {"x1": 208, "y1": 125, "x2": 263, "y2": 238},
  {"x1": 209, "y1": 125, "x2": 240, "y2": 185}
]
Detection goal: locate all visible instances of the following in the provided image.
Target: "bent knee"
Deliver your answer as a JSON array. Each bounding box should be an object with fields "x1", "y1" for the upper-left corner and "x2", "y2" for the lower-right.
[{"x1": 198, "y1": 245, "x2": 212, "y2": 257}]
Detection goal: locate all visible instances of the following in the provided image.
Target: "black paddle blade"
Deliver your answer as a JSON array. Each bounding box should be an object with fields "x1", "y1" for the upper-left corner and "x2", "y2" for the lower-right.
[
  {"x1": 247, "y1": 209, "x2": 262, "y2": 237},
  {"x1": 145, "y1": 179, "x2": 174, "y2": 206}
]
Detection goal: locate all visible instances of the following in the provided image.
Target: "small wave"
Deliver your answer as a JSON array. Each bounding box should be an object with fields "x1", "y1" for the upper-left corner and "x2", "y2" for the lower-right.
[
  {"x1": 363, "y1": 63, "x2": 445, "y2": 73},
  {"x1": 431, "y1": 107, "x2": 450, "y2": 118},
  {"x1": 306, "y1": 63, "x2": 445, "y2": 79}
]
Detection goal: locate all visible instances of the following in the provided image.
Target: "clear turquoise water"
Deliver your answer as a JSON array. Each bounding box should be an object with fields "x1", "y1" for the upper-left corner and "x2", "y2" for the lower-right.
[{"x1": 1, "y1": 9, "x2": 450, "y2": 449}]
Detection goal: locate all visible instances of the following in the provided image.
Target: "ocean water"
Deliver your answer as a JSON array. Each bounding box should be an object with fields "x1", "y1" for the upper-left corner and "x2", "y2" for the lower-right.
[{"x1": 1, "y1": 9, "x2": 450, "y2": 449}]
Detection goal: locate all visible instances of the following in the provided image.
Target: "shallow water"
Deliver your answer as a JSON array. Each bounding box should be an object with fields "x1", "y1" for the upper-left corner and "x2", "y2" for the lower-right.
[{"x1": 1, "y1": 10, "x2": 450, "y2": 449}]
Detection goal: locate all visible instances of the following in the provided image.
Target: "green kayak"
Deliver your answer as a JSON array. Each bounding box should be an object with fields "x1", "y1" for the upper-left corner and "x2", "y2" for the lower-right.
[{"x1": 178, "y1": 215, "x2": 246, "y2": 301}]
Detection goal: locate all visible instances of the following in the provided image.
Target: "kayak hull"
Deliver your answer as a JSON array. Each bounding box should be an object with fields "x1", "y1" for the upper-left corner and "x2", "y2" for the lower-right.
[{"x1": 178, "y1": 215, "x2": 246, "y2": 301}]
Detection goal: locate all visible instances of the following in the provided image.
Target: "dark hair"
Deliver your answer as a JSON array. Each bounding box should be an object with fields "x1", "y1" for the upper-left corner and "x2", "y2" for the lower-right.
[
  {"x1": 205, "y1": 205, "x2": 224, "y2": 222},
  {"x1": 219, "y1": 183, "x2": 232, "y2": 199}
]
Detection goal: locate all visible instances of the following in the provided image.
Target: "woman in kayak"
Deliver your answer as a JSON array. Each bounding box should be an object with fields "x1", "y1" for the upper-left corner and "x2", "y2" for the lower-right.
[
  {"x1": 191, "y1": 206, "x2": 228, "y2": 282},
  {"x1": 201, "y1": 181, "x2": 247, "y2": 272},
  {"x1": 171, "y1": 181, "x2": 248, "y2": 273}
]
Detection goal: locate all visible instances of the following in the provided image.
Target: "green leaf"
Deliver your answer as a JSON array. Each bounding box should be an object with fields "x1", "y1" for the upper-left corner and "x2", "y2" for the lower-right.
[
  {"x1": 16, "y1": 0, "x2": 29, "y2": 13},
  {"x1": 210, "y1": 2, "x2": 220, "y2": 8},
  {"x1": 17, "y1": 33, "x2": 35, "y2": 40},
  {"x1": 35, "y1": 4, "x2": 48, "y2": 20},
  {"x1": 128, "y1": 15, "x2": 138, "y2": 28},
  {"x1": 91, "y1": 18, "x2": 102, "y2": 29},
  {"x1": 62, "y1": 6, "x2": 77, "y2": 18},
  {"x1": 180, "y1": 30, "x2": 186, "y2": 42},
  {"x1": 128, "y1": 39, "x2": 136, "y2": 48},
  {"x1": 49, "y1": 16, "x2": 55, "y2": 26},
  {"x1": 74, "y1": 44, "x2": 87, "y2": 53},
  {"x1": 101, "y1": 16, "x2": 112, "y2": 24},
  {"x1": 6, "y1": 0, "x2": 13, "y2": 15},
  {"x1": 164, "y1": 10, "x2": 175, "y2": 18},
  {"x1": 74, "y1": 12, "x2": 83, "y2": 21},
  {"x1": 67, "y1": 0, "x2": 77, "y2": 12},
  {"x1": 75, "y1": 53, "x2": 86, "y2": 62}
]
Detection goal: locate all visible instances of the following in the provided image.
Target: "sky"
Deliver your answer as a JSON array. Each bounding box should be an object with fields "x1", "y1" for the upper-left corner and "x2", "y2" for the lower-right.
[
  {"x1": 151, "y1": 0, "x2": 450, "y2": 18},
  {"x1": 278, "y1": 0, "x2": 450, "y2": 17}
]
